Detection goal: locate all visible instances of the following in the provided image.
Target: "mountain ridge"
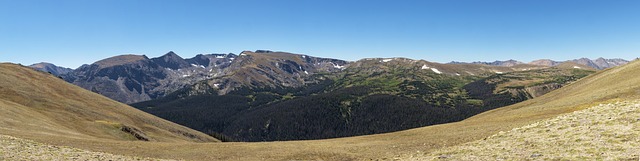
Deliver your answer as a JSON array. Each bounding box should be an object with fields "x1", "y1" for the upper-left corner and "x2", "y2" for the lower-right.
[
  {"x1": 28, "y1": 51, "x2": 628, "y2": 105},
  {"x1": 450, "y1": 57, "x2": 629, "y2": 70},
  {"x1": 61, "y1": 52, "x2": 237, "y2": 103}
]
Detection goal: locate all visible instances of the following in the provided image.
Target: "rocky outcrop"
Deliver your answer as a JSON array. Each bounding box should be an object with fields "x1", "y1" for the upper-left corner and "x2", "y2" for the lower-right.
[
  {"x1": 505, "y1": 83, "x2": 563, "y2": 99},
  {"x1": 120, "y1": 125, "x2": 150, "y2": 141}
]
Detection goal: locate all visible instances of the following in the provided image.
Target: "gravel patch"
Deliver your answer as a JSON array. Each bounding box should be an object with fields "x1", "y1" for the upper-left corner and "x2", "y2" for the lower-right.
[
  {"x1": 410, "y1": 100, "x2": 640, "y2": 160},
  {"x1": 0, "y1": 134, "x2": 174, "y2": 161}
]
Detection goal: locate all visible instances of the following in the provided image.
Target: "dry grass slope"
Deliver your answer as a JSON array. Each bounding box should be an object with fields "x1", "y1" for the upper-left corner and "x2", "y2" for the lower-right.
[{"x1": 0, "y1": 63, "x2": 217, "y2": 143}]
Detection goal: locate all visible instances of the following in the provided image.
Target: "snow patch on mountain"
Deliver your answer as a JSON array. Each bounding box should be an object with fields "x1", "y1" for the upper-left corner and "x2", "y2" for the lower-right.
[
  {"x1": 191, "y1": 64, "x2": 205, "y2": 68},
  {"x1": 431, "y1": 68, "x2": 442, "y2": 74},
  {"x1": 421, "y1": 65, "x2": 441, "y2": 74}
]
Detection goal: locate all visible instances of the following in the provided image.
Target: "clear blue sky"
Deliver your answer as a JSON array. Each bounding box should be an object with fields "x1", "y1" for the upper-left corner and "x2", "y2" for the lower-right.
[{"x1": 1, "y1": 0, "x2": 639, "y2": 68}]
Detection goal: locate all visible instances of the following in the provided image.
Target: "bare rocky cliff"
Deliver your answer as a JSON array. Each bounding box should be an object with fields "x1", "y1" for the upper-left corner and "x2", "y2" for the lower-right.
[
  {"x1": 64, "y1": 52, "x2": 236, "y2": 103},
  {"x1": 506, "y1": 83, "x2": 563, "y2": 99},
  {"x1": 200, "y1": 50, "x2": 349, "y2": 95}
]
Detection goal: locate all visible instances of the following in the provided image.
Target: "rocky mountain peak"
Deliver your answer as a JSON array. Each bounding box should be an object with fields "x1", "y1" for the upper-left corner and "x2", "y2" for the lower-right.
[
  {"x1": 187, "y1": 53, "x2": 237, "y2": 68},
  {"x1": 204, "y1": 51, "x2": 348, "y2": 94},
  {"x1": 94, "y1": 54, "x2": 149, "y2": 68},
  {"x1": 529, "y1": 59, "x2": 561, "y2": 67},
  {"x1": 151, "y1": 51, "x2": 190, "y2": 69},
  {"x1": 163, "y1": 51, "x2": 179, "y2": 57}
]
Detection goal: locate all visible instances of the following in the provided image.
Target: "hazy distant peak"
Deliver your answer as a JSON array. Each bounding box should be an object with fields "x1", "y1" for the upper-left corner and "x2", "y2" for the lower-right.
[
  {"x1": 30, "y1": 62, "x2": 56, "y2": 68},
  {"x1": 448, "y1": 59, "x2": 524, "y2": 67},
  {"x1": 28, "y1": 62, "x2": 73, "y2": 76},
  {"x1": 529, "y1": 59, "x2": 561, "y2": 67},
  {"x1": 453, "y1": 57, "x2": 629, "y2": 70}
]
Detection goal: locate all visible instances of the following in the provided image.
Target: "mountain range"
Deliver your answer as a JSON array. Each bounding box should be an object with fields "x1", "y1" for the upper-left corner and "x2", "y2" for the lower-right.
[
  {"x1": 23, "y1": 51, "x2": 629, "y2": 141},
  {"x1": 4, "y1": 55, "x2": 640, "y2": 160},
  {"x1": 29, "y1": 51, "x2": 628, "y2": 104},
  {"x1": 449, "y1": 57, "x2": 630, "y2": 70},
  {"x1": 58, "y1": 51, "x2": 237, "y2": 103}
]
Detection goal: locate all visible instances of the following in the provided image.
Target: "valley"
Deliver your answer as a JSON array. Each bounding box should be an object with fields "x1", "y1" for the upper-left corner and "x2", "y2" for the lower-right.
[
  {"x1": 22, "y1": 51, "x2": 625, "y2": 142},
  {"x1": 126, "y1": 51, "x2": 596, "y2": 141},
  {"x1": 1, "y1": 57, "x2": 638, "y2": 160}
]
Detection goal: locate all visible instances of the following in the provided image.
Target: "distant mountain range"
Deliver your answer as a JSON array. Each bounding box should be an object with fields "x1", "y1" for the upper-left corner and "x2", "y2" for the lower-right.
[
  {"x1": 24, "y1": 51, "x2": 629, "y2": 141},
  {"x1": 132, "y1": 54, "x2": 598, "y2": 141},
  {"x1": 449, "y1": 57, "x2": 630, "y2": 70},
  {"x1": 29, "y1": 53, "x2": 629, "y2": 104}
]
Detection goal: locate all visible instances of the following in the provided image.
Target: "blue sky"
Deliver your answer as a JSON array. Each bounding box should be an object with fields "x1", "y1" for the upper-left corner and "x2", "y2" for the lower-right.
[{"x1": 1, "y1": 0, "x2": 639, "y2": 68}]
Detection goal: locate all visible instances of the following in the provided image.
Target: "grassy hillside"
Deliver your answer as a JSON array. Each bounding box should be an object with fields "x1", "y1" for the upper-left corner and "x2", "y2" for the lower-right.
[{"x1": 0, "y1": 63, "x2": 217, "y2": 143}]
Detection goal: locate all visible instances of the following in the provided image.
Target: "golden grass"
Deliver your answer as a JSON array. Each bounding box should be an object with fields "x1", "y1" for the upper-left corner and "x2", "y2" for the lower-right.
[
  {"x1": 1, "y1": 59, "x2": 639, "y2": 160},
  {"x1": 0, "y1": 63, "x2": 217, "y2": 143}
]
